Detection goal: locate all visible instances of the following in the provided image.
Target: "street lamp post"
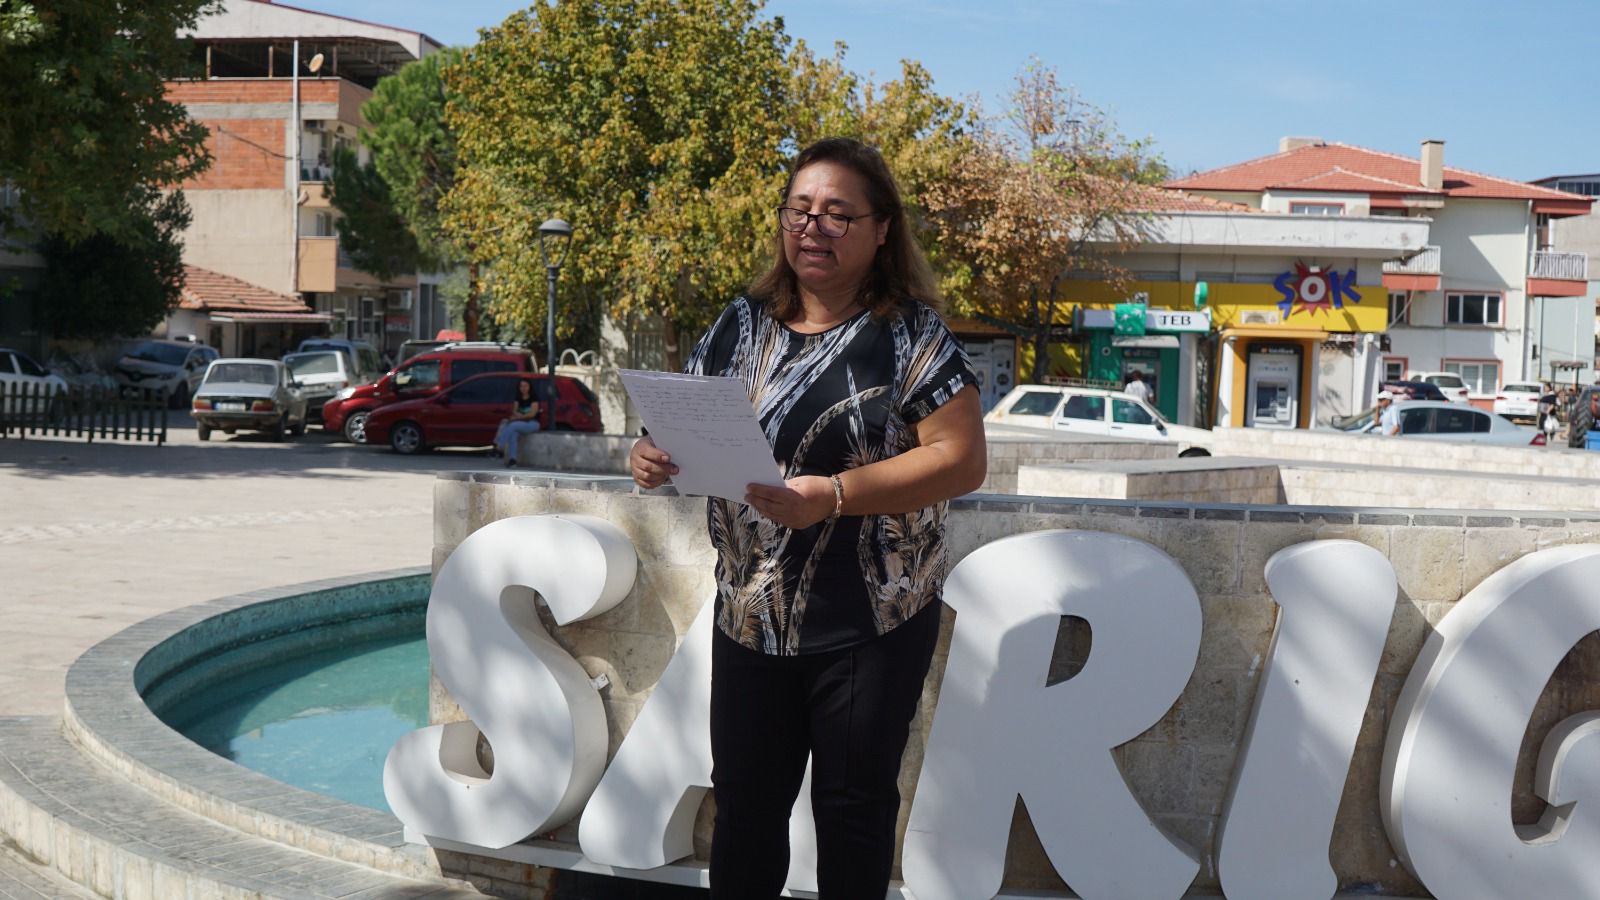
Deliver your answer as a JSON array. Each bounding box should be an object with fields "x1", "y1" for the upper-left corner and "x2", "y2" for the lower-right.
[{"x1": 537, "y1": 218, "x2": 573, "y2": 428}]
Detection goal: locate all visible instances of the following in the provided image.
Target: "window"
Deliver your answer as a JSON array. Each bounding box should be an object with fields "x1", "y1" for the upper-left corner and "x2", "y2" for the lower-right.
[
  {"x1": 1387, "y1": 292, "x2": 1409, "y2": 326},
  {"x1": 0, "y1": 351, "x2": 14, "y2": 374},
  {"x1": 1061, "y1": 395, "x2": 1105, "y2": 421},
  {"x1": 395, "y1": 359, "x2": 441, "y2": 391},
  {"x1": 1556, "y1": 180, "x2": 1600, "y2": 197},
  {"x1": 1399, "y1": 408, "x2": 1433, "y2": 435},
  {"x1": 1442, "y1": 361, "x2": 1499, "y2": 395},
  {"x1": 1431, "y1": 407, "x2": 1488, "y2": 433},
  {"x1": 12, "y1": 352, "x2": 46, "y2": 377},
  {"x1": 1536, "y1": 213, "x2": 1554, "y2": 251},
  {"x1": 1006, "y1": 391, "x2": 1060, "y2": 417},
  {"x1": 449, "y1": 376, "x2": 515, "y2": 405},
  {"x1": 1382, "y1": 358, "x2": 1407, "y2": 382},
  {"x1": 1111, "y1": 399, "x2": 1154, "y2": 425},
  {"x1": 452, "y1": 359, "x2": 519, "y2": 382},
  {"x1": 1446, "y1": 293, "x2": 1502, "y2": 326},
  {"x1": 1290, "y1": 202, "x2": 1344, "y2": 216}
]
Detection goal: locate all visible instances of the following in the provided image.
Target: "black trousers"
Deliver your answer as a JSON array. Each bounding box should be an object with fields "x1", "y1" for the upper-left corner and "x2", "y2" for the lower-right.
[{"x1": 708, "y1": 601, "x2": 941, "y2": 899}]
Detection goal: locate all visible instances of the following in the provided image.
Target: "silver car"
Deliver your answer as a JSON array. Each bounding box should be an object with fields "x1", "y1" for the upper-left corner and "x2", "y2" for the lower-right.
[
  {"x1": 1334, "y1": 400, "x2": 1545, "y2": 447},
  {"x1": 190, "y1": 359, "x2": 308, "y2": 442}
]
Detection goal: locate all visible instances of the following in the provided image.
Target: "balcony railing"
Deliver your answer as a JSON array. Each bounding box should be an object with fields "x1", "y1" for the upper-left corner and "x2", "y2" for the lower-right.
[
  {"x1": 1530, "y1": 250, "x2": 1588, "y2": 281},
  {"x1": 1383, "y1": 245, "x2": 1441, "y2": 276}
]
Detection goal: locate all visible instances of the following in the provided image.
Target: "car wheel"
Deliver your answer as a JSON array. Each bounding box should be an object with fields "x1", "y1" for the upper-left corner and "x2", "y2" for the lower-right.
[
  {"x1": 1178, "y1": 447, "x2": 1211, "y2": 458},
  {"x1": 197, "y1": 424, "x2": 211, "y2": 441},
  {"x1": 390, "y1": 421, "x2": 424, "y2": 455},
  {"x1": 344, "y1": 410, "x2": 371, "y2": 444},
  {"x1": 290, "y1": 414, "x2": 306, "y2": 437},
  {"x1": 271, "y1": 413, "x2": 288, "y2": 442}
]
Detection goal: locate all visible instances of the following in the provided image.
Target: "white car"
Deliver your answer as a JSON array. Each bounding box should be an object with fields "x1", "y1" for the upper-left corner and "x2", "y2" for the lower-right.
[
  {"x1": 282, "y1": 350, "x2": 373, "y2": 423},
  {"x1": 0, "y1": 347, "x2": 68, "y2": 418},
  {"x1": 1408, "y1": 371, "x2": 1471, "y2": 404},
  {"x1": 115, "y1": 339, "x2": 219, "y2": 408},
  {"x1": 1492, "y1": 382, "x2": 1542, "y2": 422},
  {"x1": 984, "y1": 385, "x2": 1212, "y2": 456},
  {"x1": 1335, "y1": 400, "x2": 1544, "y2": 447}
]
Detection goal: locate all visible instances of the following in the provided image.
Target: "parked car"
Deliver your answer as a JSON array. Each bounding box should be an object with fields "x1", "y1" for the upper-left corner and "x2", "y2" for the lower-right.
[
  {"x1": 190, "y1": 359, "x2": 309, "y2": 442},
  {"x1": 364, "y1": 372, "x2": 601, "y2": 454},
  {"x1": 0, "y1": 347, "x2": 68, "y2": 418},
  {"x1": 1334, "y1": 400, "x2": 1544, "y2": 446},
  {"x1": 114, "y1": 339, "x2": 219, "y2": 408},
  {"x1": 282, "y1": 350, "x2": 375, "y2": 423},
  {"x1": 1493, "y1": 382, "x2": 1543, "y2": 423},
  {"x1": 983, "y1": 385, "x2": 1212, "y2": 456},
  {"x1": 1407, "y1": 371, "x2": 1471, "y2": 404},
  {"x1": 322, "y1": 346, "x2": 535, "y2": 443},
  {"x1": 295, "y1": 339, "x2": 386, "y2": 386}
]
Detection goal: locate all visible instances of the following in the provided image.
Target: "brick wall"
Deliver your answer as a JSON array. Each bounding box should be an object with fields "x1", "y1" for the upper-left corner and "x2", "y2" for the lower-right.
[
  {"x1": 182, "y1": 118, "x2": 285, "y2": 191},
  {"x1": 164, "y1": 79, "x2": 339, "y2": 105}
]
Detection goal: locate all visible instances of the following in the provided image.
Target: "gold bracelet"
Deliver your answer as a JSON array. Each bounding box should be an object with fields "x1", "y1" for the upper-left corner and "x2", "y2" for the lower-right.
[{"x1": 829, "y1": 473, "x2": 844, "y2": 522}]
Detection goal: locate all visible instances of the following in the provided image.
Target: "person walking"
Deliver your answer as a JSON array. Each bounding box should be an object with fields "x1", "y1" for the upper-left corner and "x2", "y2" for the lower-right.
[
  {"x1": 493, "y1": 379, "x2": 541, "y2": 466},
  {"x1": 628, "y1": 137, "x2": 987, "y2": 899},
  {"x1": 1124, "y1": 369, "x2": 1152, "y2": 404}
]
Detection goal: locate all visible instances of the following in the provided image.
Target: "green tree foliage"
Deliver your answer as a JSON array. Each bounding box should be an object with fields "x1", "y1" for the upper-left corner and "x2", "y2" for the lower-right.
[
  {"x1": 326, "y1": 146, "x2": 425, "y2": 282},
  {"x1": 442, "y1": 0, "x2": 793, "y2": 352},
  {"x1": 363, "y1": 47, "x2": 462, "y2": 260},
  {"x1": 34, "y1": 192, "x2": 189, "y2": 340},
  {"x1": 0, "y1": 0, "x2": 218, "y2": 243}
]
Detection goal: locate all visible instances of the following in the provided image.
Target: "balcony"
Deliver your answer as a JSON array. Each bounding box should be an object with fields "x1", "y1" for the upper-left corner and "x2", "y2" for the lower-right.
[
  {"x1": 1382, "y1": 245, "x2": 1441, "y2": 291},
  {"x1": 1529, "y1": 250, "x2": 1589, "y2": 297}
]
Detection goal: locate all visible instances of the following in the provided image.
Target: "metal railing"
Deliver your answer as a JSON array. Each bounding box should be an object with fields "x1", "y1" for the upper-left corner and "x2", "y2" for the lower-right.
[
  {"x1": 0, "y1": 383, "x2": 167, "y2": 444},
  {"x1": 1530, "y1": 250, "x2": 1588, "y2": 281},
  {"x1": 1383, "y1": 245, "x2": 1441, "y2": 275}
]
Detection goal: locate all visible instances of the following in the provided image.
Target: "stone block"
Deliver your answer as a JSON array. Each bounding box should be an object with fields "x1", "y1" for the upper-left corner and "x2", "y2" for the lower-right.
[
  {"x1": 1462, "y1": 527, "x2": 1537, "y2": 594},
  {"x1": 1237, "y1": 523, "x2": 1320, "y2": 597},
  {"x1": 1389, "y1": 527, "x2": 1465, "y2": 603},
  {"x1": 433, "y1": 479, "x2": 470, "y2": 549},
  {"x1": 1154, "y1": 519, "x2": 1241, "y2": 595}
]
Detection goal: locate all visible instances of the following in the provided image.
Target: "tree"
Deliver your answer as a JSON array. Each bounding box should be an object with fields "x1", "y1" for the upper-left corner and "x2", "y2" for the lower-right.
[
  {"x1": 326, "y1": 146, "x2": 426, "y2": 282},
  {"x1": 34, "y1": 192, "x2": 189, "y2": 340},
  {"x1": 924, "y1": 63, "x2": 1167, "y2": 381},
  {"x1": 441, "y1": 0, "x2": 793, "y2": 360},
  {"x1": 0, "y1": 0, "x2": 217, "y2": 243}
]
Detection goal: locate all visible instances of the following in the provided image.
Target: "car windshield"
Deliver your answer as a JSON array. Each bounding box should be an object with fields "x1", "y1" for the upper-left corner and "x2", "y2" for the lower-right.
[
  {"x1": 1334, "y1": 407, "x2": 1376, "y2": 431},
  {"x1": 1427, "y1": 374, "x2": 1465, "y2": 388},
  {"x1": 1503, "y1": 383, "x2": 1541, "y2": 394},
  {"x1": 283, "y1": 352, "x2": 341, "y2": 376},
  {"x1": 205, "y1": 363, "x2": 276, "y2": 385},
  {"x1": 127, "y1": 341, "x2": 190, "y2": 366}
]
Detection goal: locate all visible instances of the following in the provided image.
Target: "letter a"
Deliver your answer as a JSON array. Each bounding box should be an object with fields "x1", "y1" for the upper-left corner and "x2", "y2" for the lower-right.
[{"x1": 903, "y1": 530, "x2": 1201, "y2": 900}]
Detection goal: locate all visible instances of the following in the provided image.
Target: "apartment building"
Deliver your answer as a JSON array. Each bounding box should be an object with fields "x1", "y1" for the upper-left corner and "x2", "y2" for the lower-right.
[
  {"x1": 164, "y1": 0, "x2": 448, "y2": 358},
  {"x1": 1532, "y1": 172, "x2": 1600, "y2": 383},
  {"x1": 1167, "y1": 139, "x2": 1593, "y2": 410}
]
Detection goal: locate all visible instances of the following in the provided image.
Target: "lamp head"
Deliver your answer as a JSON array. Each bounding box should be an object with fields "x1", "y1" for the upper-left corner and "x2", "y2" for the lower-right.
[{"x1": 538, "y1": 218, "x2": 573, "y2": 269}]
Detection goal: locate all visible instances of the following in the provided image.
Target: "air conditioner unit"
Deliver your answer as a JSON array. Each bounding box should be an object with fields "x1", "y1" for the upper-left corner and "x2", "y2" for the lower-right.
[
  {"x1": 305, "y1": 120, "x2": 324, "y2": 133},
  {"x1": 391, "y1": 290, "x2": 413, "y2": 310},
  {"x1": 1239, "y1": 309, "x2": 1280, "y2": 325}
]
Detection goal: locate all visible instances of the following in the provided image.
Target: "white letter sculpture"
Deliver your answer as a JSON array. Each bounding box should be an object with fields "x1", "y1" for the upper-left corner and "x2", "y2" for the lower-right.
[
  {"x1": 1382, "y1": 544, "x2": 1600, "y2": 900},
  {"x1": 903, "y1": 530, "x2": 1202, "y2": 900},
  {"x1": 578, "y1": 599, "x2": 821, "y2": 892},
  {"x1": 384, "y1": 515, "x2": 636, "y2": 848},
  {"x1": 1217, "y1": 541, "x2": 1396, "y2": 900}
]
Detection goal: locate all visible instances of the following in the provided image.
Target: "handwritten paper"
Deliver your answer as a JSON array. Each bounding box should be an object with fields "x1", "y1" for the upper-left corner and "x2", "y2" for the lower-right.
[{"x1": 619, "y1": 369, "x2": 785, "y2": 503}]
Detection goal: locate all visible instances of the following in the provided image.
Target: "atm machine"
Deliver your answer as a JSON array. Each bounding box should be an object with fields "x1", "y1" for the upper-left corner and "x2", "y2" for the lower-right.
[{"x1": 1244, "y1": 346, "x2": 1300, "y2": 429}]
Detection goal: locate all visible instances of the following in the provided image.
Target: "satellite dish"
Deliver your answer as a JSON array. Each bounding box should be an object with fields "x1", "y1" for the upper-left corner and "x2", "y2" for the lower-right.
[{"x1": 307, "y1": 53, "x2": 325, "y2": 74}]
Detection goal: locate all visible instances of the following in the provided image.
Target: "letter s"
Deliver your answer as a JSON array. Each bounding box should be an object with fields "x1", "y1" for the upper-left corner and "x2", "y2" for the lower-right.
[{"x1": 383, "y1": 515, "x2": 636, "y2": 848}]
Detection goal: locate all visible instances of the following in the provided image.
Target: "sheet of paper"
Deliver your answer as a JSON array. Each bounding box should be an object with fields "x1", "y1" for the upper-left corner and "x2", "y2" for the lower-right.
[{"x1": 619, "y1": 369, "x2": 785, "y2": 503}]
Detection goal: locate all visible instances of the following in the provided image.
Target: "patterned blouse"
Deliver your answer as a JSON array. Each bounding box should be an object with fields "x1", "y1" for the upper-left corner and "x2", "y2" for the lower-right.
[{"x1": 686, "y1": 295, "x2": 977, "y2": 656}]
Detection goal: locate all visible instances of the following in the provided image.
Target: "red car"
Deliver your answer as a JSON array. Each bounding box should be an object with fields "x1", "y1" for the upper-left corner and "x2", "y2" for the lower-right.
[
  {"x1": 322, "y1": 346, "x2": 534, "y2": 444},
  {"x1": 364, "y1": 372, "x2": 602, "y2": 454}
]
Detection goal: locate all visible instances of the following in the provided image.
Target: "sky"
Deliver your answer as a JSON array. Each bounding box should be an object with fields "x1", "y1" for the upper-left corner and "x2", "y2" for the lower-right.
[{"x1": 279, "y1": 0, "x2": 1600, "y2": 182}]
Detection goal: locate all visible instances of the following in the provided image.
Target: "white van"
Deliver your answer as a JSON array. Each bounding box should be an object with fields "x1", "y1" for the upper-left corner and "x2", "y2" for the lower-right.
[{"x1": 984, "y1": 385, "x2": 1213, "y2": 456}]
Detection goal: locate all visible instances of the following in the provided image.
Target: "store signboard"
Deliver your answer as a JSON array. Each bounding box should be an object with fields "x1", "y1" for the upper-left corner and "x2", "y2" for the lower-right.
[{"x1": 1082, "y1": 307, "x2": 1211, "y2": 333}]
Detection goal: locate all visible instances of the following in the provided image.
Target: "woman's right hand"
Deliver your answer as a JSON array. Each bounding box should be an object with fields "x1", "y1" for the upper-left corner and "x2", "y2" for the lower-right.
[{"x1": 629, "y1": 435, "x2": 679, "y2": 489}]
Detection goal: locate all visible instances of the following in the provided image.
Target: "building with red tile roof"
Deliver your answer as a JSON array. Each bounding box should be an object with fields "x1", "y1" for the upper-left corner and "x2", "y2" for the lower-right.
[{"x1": 1159, "y1": 138, "x2": 1594, "y2": 417}]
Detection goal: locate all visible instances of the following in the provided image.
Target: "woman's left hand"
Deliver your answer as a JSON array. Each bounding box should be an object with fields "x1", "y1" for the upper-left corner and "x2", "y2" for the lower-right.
[{"x1": 745, "y1": 476, "x2": 835, "y2": 529}]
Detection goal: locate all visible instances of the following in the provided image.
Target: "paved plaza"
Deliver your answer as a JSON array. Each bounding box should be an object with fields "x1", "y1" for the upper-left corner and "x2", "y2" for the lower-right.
[{"x1": 0, "y1": 415, "x2": 493, "y2": 719}]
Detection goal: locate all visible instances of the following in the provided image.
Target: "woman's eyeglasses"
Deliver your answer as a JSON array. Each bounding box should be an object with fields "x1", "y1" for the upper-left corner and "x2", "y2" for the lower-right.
[{"x1": 777, "y1": 206, "x2": 874, "y2": 238}]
